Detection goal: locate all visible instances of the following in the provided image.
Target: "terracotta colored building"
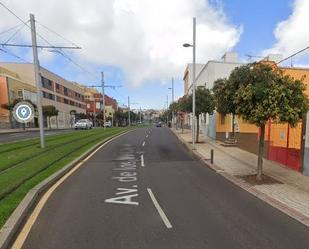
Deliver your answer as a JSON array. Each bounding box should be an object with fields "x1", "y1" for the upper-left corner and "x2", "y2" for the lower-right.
[{"x1": 216, "y1": 64, "x2": 309, "y2": 172}]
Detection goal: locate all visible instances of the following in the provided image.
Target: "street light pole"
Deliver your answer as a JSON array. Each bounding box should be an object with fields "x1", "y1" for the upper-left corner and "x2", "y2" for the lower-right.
[
  {"x1": 183, "y1": 17, "x2": 196, "y2": 149},
  {"x1": 30, "y1": 13, "x2": 45, "y2": 148},
  {"x1": 128, "y1": 96, "x2": 131, "y2": 127},
  {"x1": 192, "y1": 17, "x2": 196, "y2": 149},
  {"x1": 101, "y1": 72, "x2": 106, "y2": 130},
  {"x1": 171, "y1": 77, "x2": 175, "y2": 128}
]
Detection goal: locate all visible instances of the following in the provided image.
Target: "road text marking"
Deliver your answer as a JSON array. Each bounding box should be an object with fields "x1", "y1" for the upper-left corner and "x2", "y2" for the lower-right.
[
  {"x1": 141, "y1": 154, "x2": 144, "y2": 167},
  {"x1": 147, "y1": 188, "x2": 172, "y2": 229}
]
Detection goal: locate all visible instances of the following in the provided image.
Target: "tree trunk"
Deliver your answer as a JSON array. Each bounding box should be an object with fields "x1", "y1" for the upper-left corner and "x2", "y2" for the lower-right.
[
  {"x1": 56, "y1": 115, "x2": 59, "y2": 129},
  {"x1": 232, "y1": 113, "x2": 235, "y2": 138},
  {"x1": 181, "y1": 120, "x2": 184, "y2": 134},
  {"x1": 196, "y1": 115, "x2": 199, "y2": 143},
  {"x1": 257, "y1": 124, "x2": 265, "y2": 181},
  {"x1": 48, "y1": 116, "x2": 51, "y2": 129}
]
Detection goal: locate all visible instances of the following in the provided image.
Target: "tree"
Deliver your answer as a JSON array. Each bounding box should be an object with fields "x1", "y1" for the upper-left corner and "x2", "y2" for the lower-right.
[
  {"x1": 213, "y1": 78, "x2": 237, "y2": 138},
  {"x1": 231, "y1": 63, "x2": 309, "y2": 180},
  {"x1": 42, "y1": 105, "x2": 59, "y2": 129},
  {"x1": 186, "y1": 88, "x2": 215, "y2": 143}
]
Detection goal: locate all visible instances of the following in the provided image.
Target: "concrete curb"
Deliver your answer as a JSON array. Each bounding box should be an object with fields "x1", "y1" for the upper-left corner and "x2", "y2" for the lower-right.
[
  {"x1": 0, "y1": 129, "x2": 134, "y2": 249},
  {"x1": 170, "y1": 128, "x2": 309, "y2": 228},
  {"x1": 0, "y1": 128, "x2": 72, "y2": 134}
]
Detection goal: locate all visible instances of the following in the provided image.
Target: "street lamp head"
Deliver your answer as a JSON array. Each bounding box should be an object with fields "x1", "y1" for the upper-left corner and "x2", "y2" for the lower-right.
[{"x1": 183, "y1": 43, "x2": 193, "y2": 48}]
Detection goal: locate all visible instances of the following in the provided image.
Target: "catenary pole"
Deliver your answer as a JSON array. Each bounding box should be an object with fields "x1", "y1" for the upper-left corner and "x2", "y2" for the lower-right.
[
  {"x1": 101, "y1": 72, "x2": 106, "y2": 130},
  {"x1": 30, "y1": 14, "x2": 45, "y2": 148},
  {"x1": 172, "y1": 77, "x2": 175, "y2": 128},
  {"x1": 128, "y1": 96, "x2": 131, "y2": 127}
]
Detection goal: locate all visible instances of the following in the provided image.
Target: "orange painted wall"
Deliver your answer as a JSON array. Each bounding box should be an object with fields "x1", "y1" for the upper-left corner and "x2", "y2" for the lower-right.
[{"x1": 0, "y1": 76, "x2": 9, "y2": 123}]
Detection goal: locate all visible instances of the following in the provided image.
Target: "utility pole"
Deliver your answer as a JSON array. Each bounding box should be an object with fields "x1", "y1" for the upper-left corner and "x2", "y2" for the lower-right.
[
  {"x1": 170, "y1": 77, "x2": 175, "y2": 128},
  {"x1": 192, "y1": 17, "x2": 196, "y2": 149},
  {"x1": 101, "y1": 72, "x2": 106, "y2": 130},
  {"x1": 30, "y1": 14, "x2": 45, "y2": 148},
  {"x1": 166, "y1": 95, "x2": 169, "y2": 124},
  {"x1": 139, "y1": 106, "x2": 142, "y2": 123},
  {"x1": 128, "y1": 96, "x2": 131, "y2": 127}
]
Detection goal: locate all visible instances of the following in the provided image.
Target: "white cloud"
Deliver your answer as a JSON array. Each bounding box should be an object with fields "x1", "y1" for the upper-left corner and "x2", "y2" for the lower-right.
[
  {"x1": 264, "y1": 0, "x2": 309, "y2": 58},
  {"x1": 0, "y1": 0, "x2": 242, "y2": 86}
]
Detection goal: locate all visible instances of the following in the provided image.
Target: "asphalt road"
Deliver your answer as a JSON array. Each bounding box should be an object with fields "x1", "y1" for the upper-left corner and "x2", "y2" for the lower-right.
[
  {"x1": 19, "y1": 127, "x2": 309, "y2": 249},
  {"x1": 0, "y1": 129, "x2": 75, "y2": 143}
]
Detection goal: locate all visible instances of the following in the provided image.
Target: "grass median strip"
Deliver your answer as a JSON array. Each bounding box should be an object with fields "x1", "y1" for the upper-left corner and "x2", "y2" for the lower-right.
[{"x1": 0, "y1": 127, "x2": 131, "y2": 229}]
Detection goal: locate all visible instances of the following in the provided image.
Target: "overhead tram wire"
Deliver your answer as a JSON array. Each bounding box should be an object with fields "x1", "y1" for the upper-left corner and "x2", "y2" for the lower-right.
[
  {"x1": 0, "y1": 2, "x2": 101, "y2": 82},
  {"x1": 0, "y1": 48, "x2": 30, "y2": 63},
  {"x1": 36, "y1": 20, "x2": 79, "y2": 48},
  {"x1": 0, "y1": 22, "x2": 25, "y2": 37},
  {"x1": 277, "y1": 46, "x2": 309, "y2": 65},
  {"x1": 3, "y1": 19, "x2": 29, "y2": 45}
]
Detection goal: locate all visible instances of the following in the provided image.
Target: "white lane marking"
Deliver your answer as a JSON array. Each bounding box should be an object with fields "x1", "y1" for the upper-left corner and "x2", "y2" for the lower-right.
[
  {"x1": 146, "y1": 135, "x2": 148, "y2": 138},
  {"x1": 11, "y1": 131, "x2": 132, "y2": 249},
  {"x1": 141, "y1": 154, "x2": 144, "y2": 167},
  {"x1": 147, "y1": 188, "x2": 172, "y2": 229},
  {"x1": 142, "y1": 141, "x2": 145, "y2": 147}
]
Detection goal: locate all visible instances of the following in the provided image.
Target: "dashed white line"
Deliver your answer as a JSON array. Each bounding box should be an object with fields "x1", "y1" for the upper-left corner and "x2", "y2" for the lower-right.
[
  {"x1": 142, "y1": 141, "x2": 145, "y2": 147},
  {"x1": 146, "y1": 135, "x2": 148, "y2": 138},
  {"x1": 147, "y1": 188, "x2": 172, "y2": 229},
  {"x1": 141, "y1": 154, "x2": 144, "y2": 167}
]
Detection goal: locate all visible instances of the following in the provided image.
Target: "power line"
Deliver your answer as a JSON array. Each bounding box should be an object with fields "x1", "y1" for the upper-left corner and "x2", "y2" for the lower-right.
[
  {"x1": 0, "y1": 2, "x2": 29, "y2": 26},
  {"x1": 277, "y1": 46, "x2": 309, "y2": 65},
  {"x1": 3, "y1": 20, "x2": 29, "y2": 44},
  {"x1": 0, "y1": 22, "x2": 24, "y2": 36},
  {"x1": 36, "y1": 20, "x2": 79, "y2": 48},
  {"x1": 0, "y1": 47, "x2": 29, "y2": 63},
  {"x1": 0, "y1": 43, "x2": 81, "y2": 49},
  {"x1": 0, "y1": 2, "x2": 99, "y2": 82}
]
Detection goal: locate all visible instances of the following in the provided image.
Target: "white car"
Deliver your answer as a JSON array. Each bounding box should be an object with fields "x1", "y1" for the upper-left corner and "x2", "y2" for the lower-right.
[
  {"x1": 74, "y1": 119, "x2": 93, "y2": 129},
  {"x1": 104, "y1": 121, "x2": 112, "y2": 128}
]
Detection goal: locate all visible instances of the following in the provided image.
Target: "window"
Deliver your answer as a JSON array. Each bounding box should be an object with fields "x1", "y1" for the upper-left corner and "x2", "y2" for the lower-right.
[
  {"x1": 55, "y1": 83, "x2": 60, "y2": 93},
  {"x1": 41, "y1": 76, "x2": 53, "y2": 90},
  {"x1": 70, "y1": 100, "x2": 75, "y2": 106},
  {"x1": 17, "y1": 90, "x2": 23, "y2": 98},
  {"x1": 23, "y1": 90, "x2": 37, "y2": 104},
  {"x1": 64, "y1": 87, "x2": 68, "y2": 96},
  {"x1": 64, "y1": 98, "x2": 69, "y2": 104},
  {"x1": 43, "y1": 91, "x2": 55, "y2": 100},
  {"x1": 56, "y1": 96, "x2": 62, "y2": 102}
]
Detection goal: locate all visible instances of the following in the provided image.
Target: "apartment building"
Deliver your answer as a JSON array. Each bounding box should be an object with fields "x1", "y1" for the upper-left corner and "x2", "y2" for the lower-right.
[
  {"x1": 0, "y1": 63, "x2": 86, "y2": 128},
  {"x1": 83, "y1": 87, "x2": 118, "y2": 125},
  {"x1": 0, "y1": 66, "x2": 37, "y2": 128},
  {"x1": 183, "y1": 52, "x2": 243, "y2": 138}
]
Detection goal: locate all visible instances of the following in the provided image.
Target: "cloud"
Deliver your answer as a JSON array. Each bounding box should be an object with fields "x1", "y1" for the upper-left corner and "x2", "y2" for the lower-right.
[
  {"x1": 0, "y1": 0, "x2": 242, "y2": 86},
  {"x1": 264, "y1": 0, "x2": 309, "y2": 58}
]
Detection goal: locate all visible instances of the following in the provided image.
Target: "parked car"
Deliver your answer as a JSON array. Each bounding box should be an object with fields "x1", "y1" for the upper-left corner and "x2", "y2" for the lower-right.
[
  {"x1": 156, "y1": 122, "x2": 162, "y2": 127},
  {"x1": 74, "y1": 119, "x2": 93, "y2": 129},
  {"x1": 104, "y1": 121, "x2": 112, "y2": 128}
]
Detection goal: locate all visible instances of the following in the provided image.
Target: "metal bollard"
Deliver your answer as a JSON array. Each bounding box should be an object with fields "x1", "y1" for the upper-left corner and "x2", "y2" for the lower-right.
[{"x1": 210, "y1": 149, "x2": 214, "y2": 164}]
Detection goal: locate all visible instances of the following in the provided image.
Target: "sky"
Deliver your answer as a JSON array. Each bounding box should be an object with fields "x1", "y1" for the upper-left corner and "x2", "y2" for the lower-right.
[{"x1": 0, "y1": 0, "x2": 308, "y2": 109}]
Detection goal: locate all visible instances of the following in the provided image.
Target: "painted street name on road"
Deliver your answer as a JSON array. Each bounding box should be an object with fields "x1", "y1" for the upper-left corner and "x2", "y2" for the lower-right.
[{"x1": 105, "y1": 144, "x2": 139, "y2": 205}]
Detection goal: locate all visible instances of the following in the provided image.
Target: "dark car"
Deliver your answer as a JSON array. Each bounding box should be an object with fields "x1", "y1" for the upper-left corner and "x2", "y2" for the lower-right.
[{"x1": 156, "y1": 122, "x2": 162, "y2": 127}]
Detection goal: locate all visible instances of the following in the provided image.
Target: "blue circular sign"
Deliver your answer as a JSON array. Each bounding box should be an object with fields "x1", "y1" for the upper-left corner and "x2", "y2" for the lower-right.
[{"x1": 13, "y1": 102, "x2": 35, "y2": 123}]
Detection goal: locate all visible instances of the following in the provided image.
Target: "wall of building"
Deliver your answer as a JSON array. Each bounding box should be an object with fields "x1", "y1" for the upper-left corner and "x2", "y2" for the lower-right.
[{"x1": 0, "y1": 63, "x2": 86, "y2": 129}]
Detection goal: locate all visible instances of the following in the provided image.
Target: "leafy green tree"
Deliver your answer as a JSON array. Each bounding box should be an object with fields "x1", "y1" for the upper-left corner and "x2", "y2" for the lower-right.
[
  {"x1": 232, "y1": 63, "x2": 309, "y2": 180},
  {"x1": 185, "y1": 88, "x2": 215, "y2": 143},
  {"x1": 42, "y1": 105, "x2": 59, "y2": 129},
  {"x1": 213, "y1": 78, "x2": 237, "y2": 138}
]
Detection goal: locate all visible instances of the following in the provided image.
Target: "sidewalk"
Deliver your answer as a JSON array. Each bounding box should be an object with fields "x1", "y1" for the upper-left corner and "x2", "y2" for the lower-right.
[{"x1": 172, "y1": 128, "x2": 309, "y2": 227}]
